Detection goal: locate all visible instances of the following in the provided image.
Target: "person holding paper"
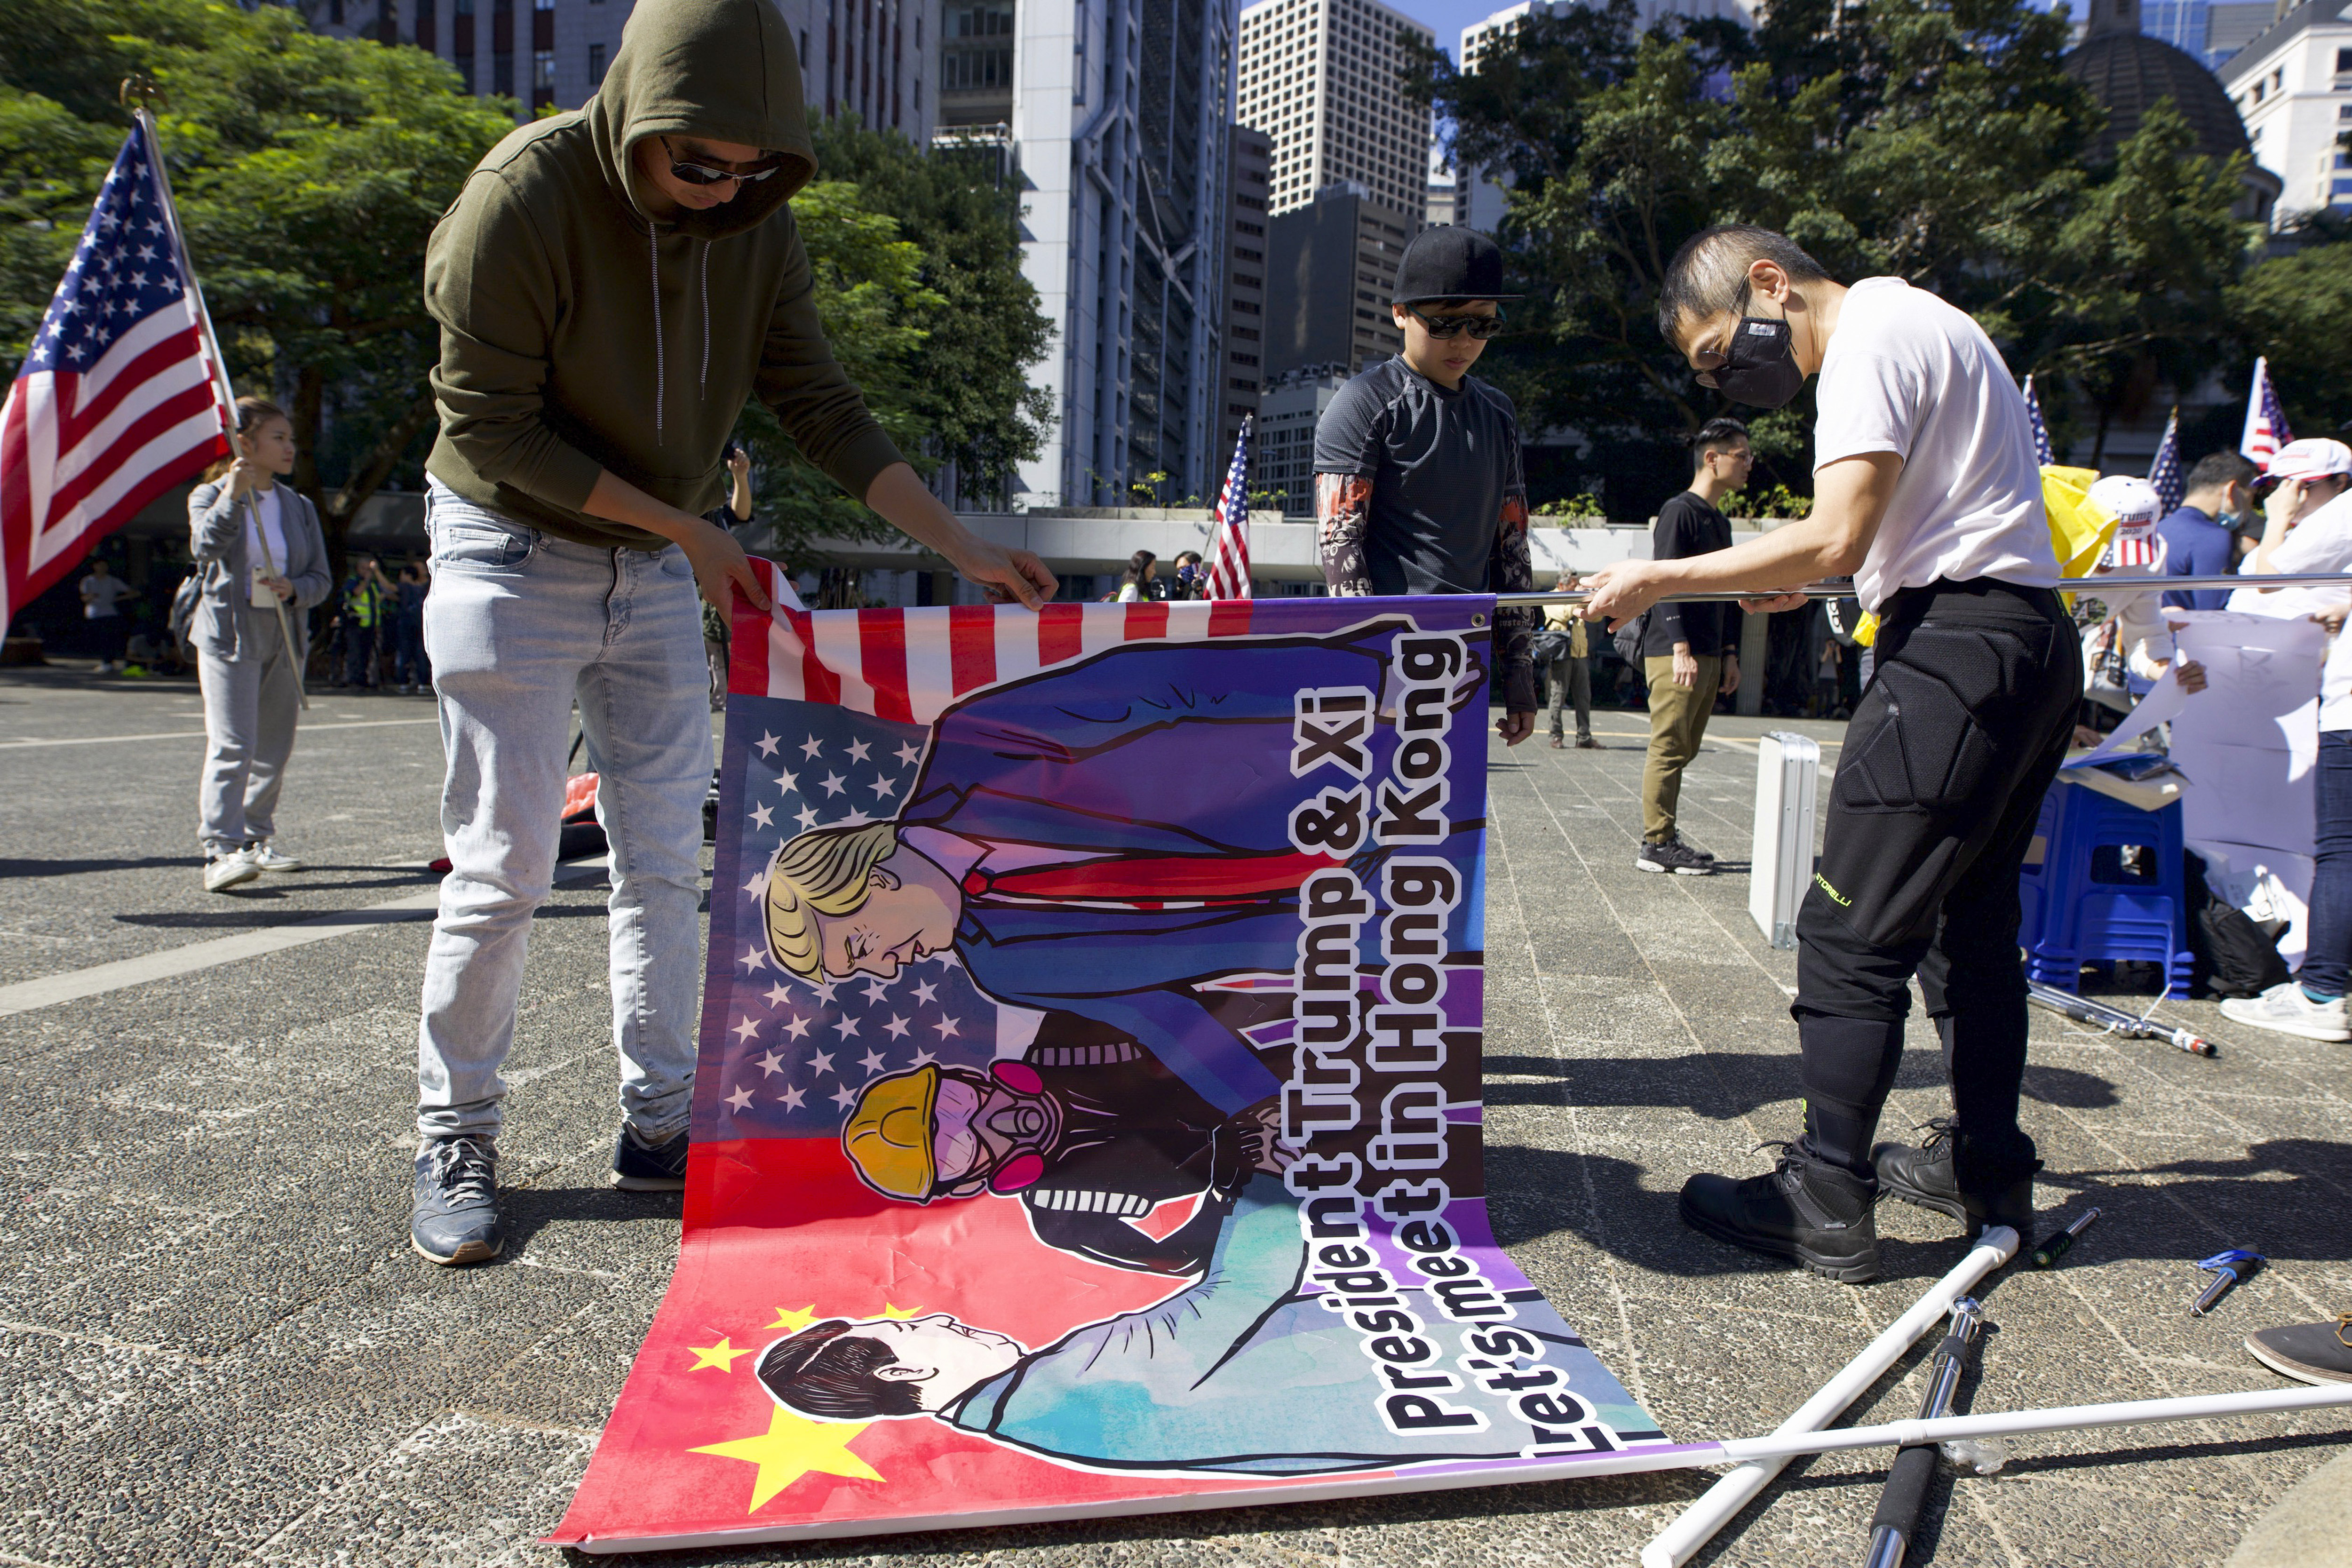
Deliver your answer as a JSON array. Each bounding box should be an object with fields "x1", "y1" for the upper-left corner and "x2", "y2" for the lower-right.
[
  {"x1": 2230, "y1": 439, "x2": 2352, "y2": 622},
  {"x1": 1581, "y1": 224, "x2": 2079, "y2": 1283}
]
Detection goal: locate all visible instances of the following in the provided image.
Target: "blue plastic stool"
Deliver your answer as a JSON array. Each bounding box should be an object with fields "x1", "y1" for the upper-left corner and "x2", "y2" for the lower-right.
[{"x1": 2017, "y1": 777, "x2": 2193, "y2": 995}]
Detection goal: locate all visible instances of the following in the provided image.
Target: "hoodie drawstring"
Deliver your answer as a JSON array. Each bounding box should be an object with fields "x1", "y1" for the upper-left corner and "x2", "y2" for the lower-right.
[
  {"x1": 649, "y1": 226, "x2": 666, "y2": 446},
  {"x1": 699, "y1": 240, "x2": 712, "y2": 402}
]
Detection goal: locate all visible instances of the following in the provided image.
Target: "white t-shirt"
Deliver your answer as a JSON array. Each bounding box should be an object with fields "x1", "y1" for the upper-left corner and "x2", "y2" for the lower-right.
[
  {"x1": 1813, "y1": 278, "x2": 2058, "y2": 611},
  {"x1": 79, "y1": 573, "x2": 130, "y2": 619},
  {"x1": 2229, "y1": 487, "x2": 2352, "y2": 624},
  {"x1": 243, "y1": 486, "x2": 288, "y2": 607}
]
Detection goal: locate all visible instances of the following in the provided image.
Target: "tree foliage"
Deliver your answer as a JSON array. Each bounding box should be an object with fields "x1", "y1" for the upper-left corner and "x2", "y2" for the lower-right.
[
  {"x1": 0, "y1": 0, "x2": 517, "y2": 550},
  {"x1": 1405, "y1": 0, "x2": 2274, "y2": 514}
]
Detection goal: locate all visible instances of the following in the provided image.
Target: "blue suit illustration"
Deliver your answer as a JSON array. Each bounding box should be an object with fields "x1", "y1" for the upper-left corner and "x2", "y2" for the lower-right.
[{"x1": 897, "y1": 616, "x2": 1480, "y2": 1114}]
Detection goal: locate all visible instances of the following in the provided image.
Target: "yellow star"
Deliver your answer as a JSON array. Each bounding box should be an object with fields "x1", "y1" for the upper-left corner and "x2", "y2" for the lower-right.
[
  {"x1": 691, "y1": 1408, "x2": 882, "y2": 1511},
  {"x1": 879, "y1": 1302, "x2": 925, "y2": 1319},
  {"x1": 687, "y1": 1337, "x2": 750, "y2": 1372},
  {"x1": 764, "y1": 1305, "x2": 819, "y2": 1333}
]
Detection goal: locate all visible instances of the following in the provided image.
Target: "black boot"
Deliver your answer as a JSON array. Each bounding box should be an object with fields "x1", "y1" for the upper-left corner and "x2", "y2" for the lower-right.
[
  {"x1": 1873, "y1": 1118, "x2": 2040, "y2": 1246},
  {"x1": 1679, "y1": 1141, "x2": 1881, "y2": 1283}
]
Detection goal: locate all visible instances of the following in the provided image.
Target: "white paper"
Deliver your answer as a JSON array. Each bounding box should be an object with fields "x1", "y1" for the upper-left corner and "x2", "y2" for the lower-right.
[{"x1": 2072, "y1": 666, "x2": 2188, "y2": 765}]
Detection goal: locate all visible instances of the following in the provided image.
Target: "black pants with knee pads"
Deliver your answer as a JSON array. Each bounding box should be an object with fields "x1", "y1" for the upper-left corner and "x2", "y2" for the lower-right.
[{"x1": 1791, "y1": 579, "x2": 2081, "y2": 1175}]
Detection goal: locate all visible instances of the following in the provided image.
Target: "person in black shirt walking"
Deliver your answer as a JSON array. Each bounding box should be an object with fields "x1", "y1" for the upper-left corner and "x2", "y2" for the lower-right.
[{"x1": 1637, "y1": 418, "x2": 1751, "y2": 874}]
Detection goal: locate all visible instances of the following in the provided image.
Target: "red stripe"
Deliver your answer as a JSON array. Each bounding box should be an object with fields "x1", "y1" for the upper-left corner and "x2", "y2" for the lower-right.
[
  {"x1": 862, "y1": 609, "x2": 913, "y2": 724},
  {"x1": 44, "y1": 382, "x2": 216, "y2": 522},
  {"x1": 1038, "y1": 602, "x2": 1083, "y2": 665},
  {"x1": 52, "y1": 327, "x2": 208, "y2": 451},
  {"x1": 789, "y1": 608, "x2": 839, "y2": 706},
  {"x1": 947, "y1": 603, "x2": 996, "y2": 696},
  {"x1": 1208, "y1": 600, "x2": 1254, "y2": 637},
  {"x1": 727, "y1": 572, "x2": 768, "y2": 697},
  {"x1": 1124, "y1": 601, "x2": 1168, "y2": 640}
]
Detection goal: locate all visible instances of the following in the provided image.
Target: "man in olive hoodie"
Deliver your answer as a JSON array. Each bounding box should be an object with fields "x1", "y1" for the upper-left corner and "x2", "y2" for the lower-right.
[{"x1": 410, "y1": 0, "x2": 1054, "y2": 1266}]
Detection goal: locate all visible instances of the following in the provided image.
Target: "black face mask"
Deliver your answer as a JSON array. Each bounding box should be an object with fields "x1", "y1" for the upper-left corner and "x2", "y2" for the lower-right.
[{"x1": 1703, "y1": 316, "x2": 1804, "y2": 409}]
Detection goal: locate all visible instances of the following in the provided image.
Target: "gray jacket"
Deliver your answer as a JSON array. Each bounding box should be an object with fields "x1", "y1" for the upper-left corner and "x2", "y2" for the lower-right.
[{"x1": 187, "y1": 480, "x2": 332, "y2": 661}]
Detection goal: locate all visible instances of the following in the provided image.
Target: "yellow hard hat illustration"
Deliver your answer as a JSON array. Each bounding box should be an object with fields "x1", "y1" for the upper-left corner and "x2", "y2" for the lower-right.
[{"x1": 842, "y1": 1066, "x2": 940, "y2": 1202}]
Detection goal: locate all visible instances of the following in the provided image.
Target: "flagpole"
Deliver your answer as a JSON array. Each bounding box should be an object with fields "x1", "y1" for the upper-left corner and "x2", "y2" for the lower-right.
[{"x1": 128, "y1": 84, "x2": 309, "y2": 710}]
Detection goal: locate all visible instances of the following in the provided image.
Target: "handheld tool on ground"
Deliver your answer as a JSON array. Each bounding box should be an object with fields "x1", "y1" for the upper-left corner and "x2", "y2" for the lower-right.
[
  {"x1": 2190, "y1": 1249, "x2": 2265, "y2": 1316},
  {"x1": 1860, "y1": 1297, "x2": 1987, "y2": 1568},
  {"x1": 2025, "y1": 981, "x2": 2216, "y2": 1057},
  {"x1": 2032, "y1": 1207, "x2": 2102, "y2": 1269}
]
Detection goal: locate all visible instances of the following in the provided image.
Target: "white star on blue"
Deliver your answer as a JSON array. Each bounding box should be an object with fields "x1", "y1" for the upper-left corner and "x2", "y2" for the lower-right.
[{"x1": 15, "y1": 124, "x2": 189, "y2": 380}]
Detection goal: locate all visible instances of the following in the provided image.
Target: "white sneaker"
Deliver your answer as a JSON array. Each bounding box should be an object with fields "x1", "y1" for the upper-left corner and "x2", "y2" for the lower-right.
[
  {"x1": 2221, "y1": 981, "x2": 2350, "y2": 1043},
  {"x1": 203, "y1": 848, "x2": 260, "y2": 893},
  {"x1": 248, "y1": 841, "x2": 306, "y2": 873}
]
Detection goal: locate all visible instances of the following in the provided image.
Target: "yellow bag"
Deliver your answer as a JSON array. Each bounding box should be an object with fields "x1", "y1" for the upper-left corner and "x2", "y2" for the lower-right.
[{"x1": 1847, "y1": 464, "x2": 2114, "y2": 646}]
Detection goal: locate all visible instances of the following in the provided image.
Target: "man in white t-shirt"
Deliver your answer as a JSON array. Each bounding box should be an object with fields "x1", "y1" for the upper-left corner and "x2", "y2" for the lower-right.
[
  {"x1": 1582, "y1": 225, "x2": 2080, "y2": 1285},
  {"x1": 2227, "y1": 439, "x2": 2352, "y2": 622},
  {"x1": 79, "y1": 559, "x2": 133, "y2": 673}
]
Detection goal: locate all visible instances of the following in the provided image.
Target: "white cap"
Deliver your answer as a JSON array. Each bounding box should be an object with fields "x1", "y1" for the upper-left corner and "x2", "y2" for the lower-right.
[
  {"x1": 2267, "y1": 438, "x2": 2352, "y2": 482},
  {"x1": 2087, "y1": 474, "x2": 2163, "y2": 528}
]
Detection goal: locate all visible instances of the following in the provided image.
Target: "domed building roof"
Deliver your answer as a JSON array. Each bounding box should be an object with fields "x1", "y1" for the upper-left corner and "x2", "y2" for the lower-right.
[{"x1": 2062, "y1": 0, "x2": 2258, "y2": 166}]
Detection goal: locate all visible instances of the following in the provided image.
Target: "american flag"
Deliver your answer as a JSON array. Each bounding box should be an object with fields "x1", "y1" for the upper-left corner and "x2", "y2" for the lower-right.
[
  {"x1": 2148, "y1": 407, "x2": 2185, "y2": 515},
  {"x1": 0, "y1": 120, "x2": 226, "y2": 633},
  {"x1": 2242, "y1": 356, "x2": 2292, "y2": 471},
  {"x1": 2022, "y1": 373, "x2": 2057, "y2": 467},
  {"x1": 729, "y1": 558, "x2": 1262, "y2": 718},
  {"x1": 1205, "y1": 415, "x2": 1253, "y2": 601}
]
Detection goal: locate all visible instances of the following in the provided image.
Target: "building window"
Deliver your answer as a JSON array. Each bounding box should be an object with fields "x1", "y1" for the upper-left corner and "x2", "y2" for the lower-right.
[
  {"x1": 588, "y1": 40, "x2": 606, "y2": 83},
  {"x1": 330, "y1": 0, "x2": 343, "y2": 22},
  {"x1": 493, "y1": 49, "x2": 513, "y2": 95},
  {"x1": 533, "y1": 48, "x2": 555, "y2": 96},
  {"x1": 2338, "y1": 47, "x2": 2352, "y2": 72},
  {"x1": 415, "y1": 0, "x2": 436, "y2": 52}
]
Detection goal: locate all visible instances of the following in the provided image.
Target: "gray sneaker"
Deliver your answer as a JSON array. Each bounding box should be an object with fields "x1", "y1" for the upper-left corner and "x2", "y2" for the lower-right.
[
  {"x1": 2221, "y1": 981, "x2": 2351, "y2": 1043},
  {"x1": 411, "y1": 1135, "x2": 502, "y2": 1266},
  {"x1": 1637, "y1": 837, "x2": 1714, "y2": 876},
  {"x1": 202, "y1": 847, "x2": 259, "y2": 893}
]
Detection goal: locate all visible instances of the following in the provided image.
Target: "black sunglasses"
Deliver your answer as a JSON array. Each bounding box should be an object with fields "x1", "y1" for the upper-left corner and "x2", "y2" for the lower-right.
[
  {"x1": 1404, "y1": 307, "x2": 1507, "y2": 340},
  {"x1": 662, "y1": 136, "x2": 785, "y2": 188}
]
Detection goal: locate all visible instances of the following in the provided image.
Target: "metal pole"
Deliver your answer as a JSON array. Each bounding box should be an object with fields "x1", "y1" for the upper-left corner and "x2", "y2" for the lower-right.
[
  {"x1": 1716, "y1": 1380, "x2": 2352, "y2": 1465},
  {"x1": 1639, "y1": 1226, "x2": 2019, "y2": 1568},
  {"x1": 1495, "y1": 572, "x2": 2352, "y2": 607},
  {"x1": 1861, "y1": 1298, "x2": 1986, "y2": 1568}
]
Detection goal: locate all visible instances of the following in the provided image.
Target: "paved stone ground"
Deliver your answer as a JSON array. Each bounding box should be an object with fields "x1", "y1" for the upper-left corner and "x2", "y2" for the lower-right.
[{"x1": 2, "y1": 662, "x2": 2349, "y2": 1568}]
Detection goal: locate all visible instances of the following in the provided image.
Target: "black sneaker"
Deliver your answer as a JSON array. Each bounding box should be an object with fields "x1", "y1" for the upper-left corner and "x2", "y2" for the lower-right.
[
  {"x1": 1679, "y1": 1142, "x2": 1881, "y2": 1282},
  {"x1": 612, "y1": 1124, "x2": 691, "y2": 1191},
  {"x1": 1873, "y1": 1118, "x2": 2040, "y2": 1245},
  {"x1": 411, "y1": 1135, "x2": 501, "y2": 1266},
  {"x1": 2248, "y1": 1318, "x2": 2352, "y2": 1385},
  {"x1": 1637, "y1": 837, "x2": 1715, "y2": 876}
]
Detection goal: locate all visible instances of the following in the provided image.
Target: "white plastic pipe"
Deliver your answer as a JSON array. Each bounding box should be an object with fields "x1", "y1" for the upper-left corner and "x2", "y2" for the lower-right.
[
  {"x1": 1715, "y1": 1381, "x2": 2352, "y2": 1463},
  {"x1": 1639, "y1": 1227, "x2": 2019, "y2": 1568}
]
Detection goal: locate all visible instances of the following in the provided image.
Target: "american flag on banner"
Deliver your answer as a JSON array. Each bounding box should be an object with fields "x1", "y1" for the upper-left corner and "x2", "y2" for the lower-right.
[
  {"x1": 2242, "y1": 356, "x2": 2292, "y2": 471},
  {"x1": 2149, "y1": 407, "x2": 2185, "y2": 515},
  {"x1": 731, "y1": 558, "x2": 1263, "y2": 719},
  {"x1": 2022, "y1": 373, "x2": 2057, "y2": 467},
  {"x1": 0, "y1": 120, "x2": 227, "y2": 632},
  {"x1": 1205, "y1": 415, "x2": 1252, "y2": 600}
]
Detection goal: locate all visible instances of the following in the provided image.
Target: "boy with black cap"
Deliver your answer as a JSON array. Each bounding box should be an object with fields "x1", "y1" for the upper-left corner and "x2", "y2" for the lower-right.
[
  {"x1": 1582, "y1": 224, "x2": 2079, "y2": 1284},
  {"x1": 1313, "y1": 224, "x2": 1537, "y2": 745},
  {"x1": 408, "y1": 0, "x2": 1055, "y2": 1267}
]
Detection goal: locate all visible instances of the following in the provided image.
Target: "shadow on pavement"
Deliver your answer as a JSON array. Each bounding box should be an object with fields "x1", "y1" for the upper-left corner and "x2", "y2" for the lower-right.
[
  {"x1": 1485, "y1": 1053, "x2": 2121, "y2": 1120},
  {"x1": 0, "y1": 855, "x2": 204, "y2": 878},
  {"x1": 501, "y1": 1183, "x2": 681, "y2": 1255}
]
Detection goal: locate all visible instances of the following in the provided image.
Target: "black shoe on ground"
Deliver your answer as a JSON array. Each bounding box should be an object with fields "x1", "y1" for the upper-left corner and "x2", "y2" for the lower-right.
[
  {"x1": 1679, "y1": 1141, "x2": 1881, "y2": 1283},
  {"x1": 2247, "y1": 1318, "x2": 2352, "y2": 1385},
  {"x1": 1637, "y1": 837, "x2": 1715, "y2": 876},
  {"x1": 411, "y1": 1135, "x2": 502, "y2": 1266},
  {"x1": 1873, "y1": 1117, "x2": 2040, "y2": 1246},
  {"x1": 612, "y1": 1124, "x2": 691, "y2": 1191},
  {"x1": 1575, "y1": 735, "x2": 1600, "y2": 749}
]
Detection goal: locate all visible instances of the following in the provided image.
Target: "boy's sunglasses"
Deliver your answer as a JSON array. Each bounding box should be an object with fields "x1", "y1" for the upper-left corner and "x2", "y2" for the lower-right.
[
  {"x1": 663, "y1": 137, "x2": 785, "y2": 188},
  {"x1": 1404, "y1": 308, "x2": 1507, "y2": 340}
]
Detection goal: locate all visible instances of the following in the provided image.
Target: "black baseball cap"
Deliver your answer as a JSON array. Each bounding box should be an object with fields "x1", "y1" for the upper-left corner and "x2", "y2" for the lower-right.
[{"x1": 1393, "y1": 225, "x2": 1520, "y2": 305}]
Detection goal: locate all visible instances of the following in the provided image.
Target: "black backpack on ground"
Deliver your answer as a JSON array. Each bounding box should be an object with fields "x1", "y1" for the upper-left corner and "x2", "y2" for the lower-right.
[{"x1": 2184, "y1": 850, "x2": 2292, "y2": 999}]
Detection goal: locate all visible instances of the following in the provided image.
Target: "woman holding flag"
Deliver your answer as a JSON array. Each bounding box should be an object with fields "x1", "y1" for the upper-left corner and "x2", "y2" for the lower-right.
[{"x1": 185, "y1": 397, "x2": 331, "y2": 892}]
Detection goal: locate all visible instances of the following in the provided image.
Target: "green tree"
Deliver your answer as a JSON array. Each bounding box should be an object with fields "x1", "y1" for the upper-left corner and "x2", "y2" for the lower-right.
[
  {"x1": 0, "y1": 0, "x2": 518, "y2": 558},
  {"x1": 2232, "y1": 238, "x2": 2352, "y2": 438}
]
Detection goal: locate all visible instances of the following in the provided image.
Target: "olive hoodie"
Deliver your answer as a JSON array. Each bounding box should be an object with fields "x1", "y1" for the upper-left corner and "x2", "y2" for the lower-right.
[{"x1": 422, "y1": 0, "x2": 903, "y2": 550}]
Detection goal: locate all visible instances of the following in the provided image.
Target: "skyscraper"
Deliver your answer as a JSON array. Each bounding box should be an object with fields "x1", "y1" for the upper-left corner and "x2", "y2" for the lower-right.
[
  {"x1": 305, "y1": 0, "x2": 935, "y2": 141},
  {"x1": 1236, "y1": 0, "x2": 1433, "y2": 219},
  {"x1": 1218, "y1": 126, "x2": 1274, "y2": 462},
  {"x1": 1012, "y1": 0, "x2": 1240, "y2": 507}
]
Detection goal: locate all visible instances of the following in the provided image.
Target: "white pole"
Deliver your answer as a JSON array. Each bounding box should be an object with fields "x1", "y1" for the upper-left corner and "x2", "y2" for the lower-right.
[
  {"x1": 1716, "y1": 1381, "x2": 2352, "y2": 1465},
  {"x1": 1639, "y1": 1227, "x2": 2019, "y2": 1568}
]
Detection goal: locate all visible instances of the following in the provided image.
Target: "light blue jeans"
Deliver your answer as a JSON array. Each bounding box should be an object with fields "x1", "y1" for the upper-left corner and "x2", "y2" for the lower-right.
[{"x1": 415, "y1": 480, "x2": 707, "y2": 1143}]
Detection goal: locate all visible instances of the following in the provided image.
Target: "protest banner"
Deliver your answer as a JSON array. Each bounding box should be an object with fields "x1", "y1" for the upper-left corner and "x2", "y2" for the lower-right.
[{"x1": 549, "y1": 580, "x2": 1671, "y2": 1552}]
